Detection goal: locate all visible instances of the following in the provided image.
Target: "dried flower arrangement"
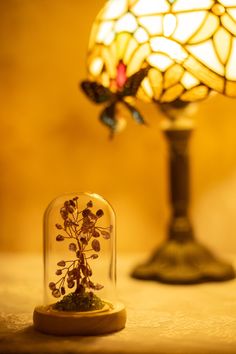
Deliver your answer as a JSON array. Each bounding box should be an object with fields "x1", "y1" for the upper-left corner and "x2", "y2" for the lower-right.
[{"x1": 49, "y1": 197, "x2": 112, "y2": 312}]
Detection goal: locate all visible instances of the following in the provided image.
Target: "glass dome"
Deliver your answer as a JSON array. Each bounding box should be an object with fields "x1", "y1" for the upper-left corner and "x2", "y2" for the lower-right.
[{"x1": 33, "y1": 192, "x2": 126, "y2": 336}]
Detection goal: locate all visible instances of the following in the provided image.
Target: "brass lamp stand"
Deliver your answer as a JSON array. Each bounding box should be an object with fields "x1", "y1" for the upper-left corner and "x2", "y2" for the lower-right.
[{"x1": 132, "y1": 102, "x2": 235, "y2": 284}]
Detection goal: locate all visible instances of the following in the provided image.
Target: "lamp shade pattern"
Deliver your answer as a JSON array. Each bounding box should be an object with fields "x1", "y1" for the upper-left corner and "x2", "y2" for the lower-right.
[{"x1": 86, "y1": 0, "x2": 236, "y2": 103}]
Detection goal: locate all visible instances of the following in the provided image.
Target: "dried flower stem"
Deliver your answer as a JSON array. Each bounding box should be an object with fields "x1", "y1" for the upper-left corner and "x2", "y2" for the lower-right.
[{"x1": 49, "y1": 197, "x2": 111, "y2": 299}]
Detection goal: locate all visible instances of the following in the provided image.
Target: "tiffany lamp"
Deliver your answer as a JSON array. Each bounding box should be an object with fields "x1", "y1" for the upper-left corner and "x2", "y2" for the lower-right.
[{"x1": 81, "y1": 0, "x2": 236, "y2": 284}]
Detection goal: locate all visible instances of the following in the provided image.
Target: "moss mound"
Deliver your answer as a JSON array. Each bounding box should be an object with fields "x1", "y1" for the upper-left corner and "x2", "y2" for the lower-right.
[{"x1": 53, "y1": 291, "x2": 105, "y2": 312}]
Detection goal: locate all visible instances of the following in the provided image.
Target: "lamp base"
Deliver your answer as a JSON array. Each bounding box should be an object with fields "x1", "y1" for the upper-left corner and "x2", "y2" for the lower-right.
[{"x1": 132, "y1": 240, "x2": 235, "y2": 284}]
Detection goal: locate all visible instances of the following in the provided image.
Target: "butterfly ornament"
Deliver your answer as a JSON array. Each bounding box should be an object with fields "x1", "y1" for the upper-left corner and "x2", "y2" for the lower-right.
[{"x1": 81, "y1": 62, "x2": 151, "y2": 137}]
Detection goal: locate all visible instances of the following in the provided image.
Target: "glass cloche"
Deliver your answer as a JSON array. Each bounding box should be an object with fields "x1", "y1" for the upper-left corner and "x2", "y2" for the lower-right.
[{"x1": 33, "y1": 192, "x2": 126, "y2": 335}]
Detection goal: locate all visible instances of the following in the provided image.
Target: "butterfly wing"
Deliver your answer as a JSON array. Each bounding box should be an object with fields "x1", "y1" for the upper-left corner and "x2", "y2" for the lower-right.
[
  {"x1": 81, "y1": 81, "x2": 113, "y2": 104},
  {"x1": 100, "y1": 103, "x2": 117, "y2": 135},
  {"x1": 122, "y1": 66, "x2": 151, "y2": 97},
  {"x1": 123, "y1": 101, "x2": 146, "y2": 125}
]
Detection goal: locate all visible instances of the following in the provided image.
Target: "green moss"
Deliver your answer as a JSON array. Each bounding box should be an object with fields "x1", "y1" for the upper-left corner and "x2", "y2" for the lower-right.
[{"x1": 53, "y1": 291, "x2": 105, "y2": 312}]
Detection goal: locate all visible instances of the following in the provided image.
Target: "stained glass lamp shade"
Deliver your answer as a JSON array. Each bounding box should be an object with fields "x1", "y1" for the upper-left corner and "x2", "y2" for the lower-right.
[{"x1": 81, "y1": 0, "x2": 236, "y2": 283}]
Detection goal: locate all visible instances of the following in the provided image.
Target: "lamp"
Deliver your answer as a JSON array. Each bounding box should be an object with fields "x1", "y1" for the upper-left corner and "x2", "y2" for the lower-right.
[{"x1": 81, "y1": 0, "x2": 236, "y2": 284}]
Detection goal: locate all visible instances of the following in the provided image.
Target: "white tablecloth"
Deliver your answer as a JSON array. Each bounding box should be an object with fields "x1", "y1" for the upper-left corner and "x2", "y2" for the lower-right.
[{"x1": 1, "y1": 253, "x2": 236, "y2": 354}]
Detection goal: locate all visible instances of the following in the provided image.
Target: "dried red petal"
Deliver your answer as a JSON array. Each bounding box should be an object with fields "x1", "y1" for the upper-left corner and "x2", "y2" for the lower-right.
[
  {"x1": 101, "y1": 231, "x2": 110, "y2": 239},
  {"x1": 96, "y1": 209, "x2": 104, "y2": 218},
  {"x1": 57, "y1": 260, "x2": 66, "y2": 267},
  {"x1": 55, "y1": 224, "x2": 63, "y2": 230},
  {"x1": 91, "y1": 254, "x2": 99, "y2": 259},
  {"x1": 49, "y1": 282, "x2": 56, "y2": 290},
  {"x1": 95, "y1": 283, "x2": 104, "y2": 291},
  {"x1": 52, "y1": 289, "x2": 61, "y2": 298},
  {"x1": 87, "y1": 201, "x2": 93, "y2": 208},
  {"x1": 92, "y1": 230, "x2": 100, "y2": 238},
  {"x1": 69, "y1": 243, "x2": 77, "y2": 252},
  {"x1": 68, "y1": 281, "x2": 75, "y2": 289},
  {"x1": 92, "y1": 239, "x2": 100, "y2": 252},
  {"x1": 56, "y1": 235, "x2": 64, "y2": 241},
  {"x1": 82, "y1": 209, "x2": 90, "y2": 217}
]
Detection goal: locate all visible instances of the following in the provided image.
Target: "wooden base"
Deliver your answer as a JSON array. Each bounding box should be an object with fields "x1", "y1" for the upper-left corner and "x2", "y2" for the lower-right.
[{"x1": 33, "y1": 301, "x2": 126, "y2": 336}]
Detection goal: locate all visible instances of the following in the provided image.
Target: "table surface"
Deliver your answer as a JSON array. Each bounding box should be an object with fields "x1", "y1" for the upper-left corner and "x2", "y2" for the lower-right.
[{"x1": 1, "y1": 253, "x2": 236, "y2": 354}]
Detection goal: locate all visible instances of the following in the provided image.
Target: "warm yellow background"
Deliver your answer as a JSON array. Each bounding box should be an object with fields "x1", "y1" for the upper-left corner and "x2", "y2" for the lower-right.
[{"x1": 1, "y1": 0, "x2": 236, "y2": 255}]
